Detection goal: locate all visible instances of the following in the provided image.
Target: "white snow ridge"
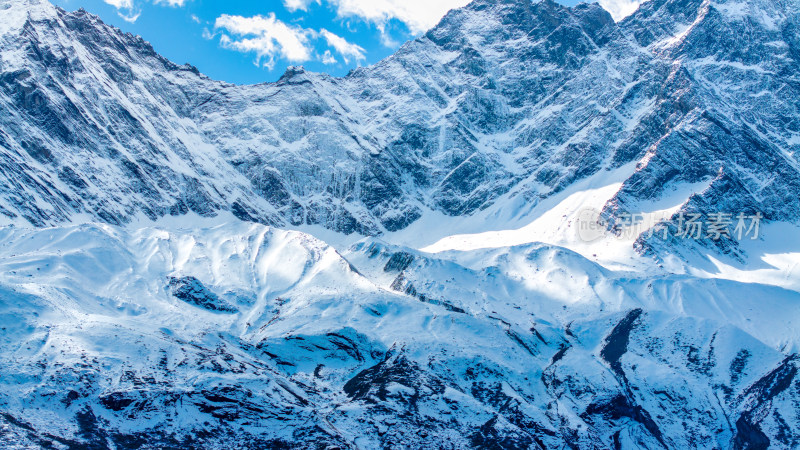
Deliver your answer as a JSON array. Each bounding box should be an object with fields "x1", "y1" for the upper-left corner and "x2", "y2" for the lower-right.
[{"x1": 0, "y1": 0, "x2": 800, "y2": 448}]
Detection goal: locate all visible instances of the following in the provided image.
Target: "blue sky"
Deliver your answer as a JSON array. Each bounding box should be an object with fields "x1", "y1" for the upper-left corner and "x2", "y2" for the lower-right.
[{"x1": 49, "y1": 0, "x2": 641, "y2": 85}]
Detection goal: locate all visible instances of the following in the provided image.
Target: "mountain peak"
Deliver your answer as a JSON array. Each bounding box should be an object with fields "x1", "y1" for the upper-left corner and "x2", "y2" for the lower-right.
[
  {"x1": 277, "y1": 65, "x2": 319, "y2": 86},
  {"x1": 0, "y1": 0, "x2": 57, "y2": 18},
  {"x1": 0, "y1": 0, "x2": 53, "y2": 9},
  {"x1": 425, "y1": 0, "x2": 613, "y2": 52},
  {"x1": 0, "y1": 0, "x2": 57, "y2": 35}
]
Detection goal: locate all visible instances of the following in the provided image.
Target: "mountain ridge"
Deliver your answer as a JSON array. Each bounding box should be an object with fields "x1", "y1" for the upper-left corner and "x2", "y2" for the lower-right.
[
  {"x1": 1, "y1": 221, "x2": 799, "y2": 448},
  {"x1": 1, "y1": 0, "x2": 797, "y2": 259}
]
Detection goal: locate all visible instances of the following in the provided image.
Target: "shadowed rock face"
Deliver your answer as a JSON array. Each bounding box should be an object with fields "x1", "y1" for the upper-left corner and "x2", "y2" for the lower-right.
[
  {"x1": 1, "y1": 0, "x2": 799, "y2": 247},
  {"x1": 168, "y1": 276, "x2": 238, "y2": 313}
]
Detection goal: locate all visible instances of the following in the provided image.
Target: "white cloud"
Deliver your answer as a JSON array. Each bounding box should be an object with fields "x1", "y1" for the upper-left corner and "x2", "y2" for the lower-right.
[
  {"x1": 102, "y1": 0, "x2": 191, "y2": 23},
  {"x1": 119, "y1": 10, "x2": 141, "y2": 22},
  {"x1": 103, "y1": 0, "x2": 134, "y2": 8},
  {"x1": 321, "y1": 50, "x2": 337, "y2": 65},
  {"x1": 102, "y1": 0, "x2": 140, "y2": 22},
  {"x1": 153, "y1": 0, "x2": 190, "y2": 6},
  {"x1": 597, "y1": 0, "x2": 645, "y2": 21},
  {"x1": 283, "y1": 0, "x2": 320, "y2": 12},
  {"x1": 379, "y1": 31, "x2": 400, "y2": 48},
  {"x1": 323, "y1": 0, "x2": 471, "y2": 34},
  {"x1": 215, "y1": 14, "x2": 313, "y2": 69},
  {"x1": 320, "y1": 29, "x2": 365, "y2": 64},
  {"x1": 213, "y1": 15, "x2": 368, "y2": 70}
]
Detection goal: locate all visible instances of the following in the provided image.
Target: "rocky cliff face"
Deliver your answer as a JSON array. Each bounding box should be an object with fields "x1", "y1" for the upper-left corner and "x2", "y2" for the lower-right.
[
  {"x1": 1, "y1": 0, "x2": 798, "y2": 242},
  {"x1": 1, "y1": 0, "x2": 800, "y2": 448}
]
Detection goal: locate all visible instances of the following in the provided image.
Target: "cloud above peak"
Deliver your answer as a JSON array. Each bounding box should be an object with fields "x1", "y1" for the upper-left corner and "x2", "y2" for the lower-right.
[
  {"x1": 103, "y1": 0, "x2": 134, "y2": 8},
  {"x1": 154, "y1": 0, "x2": 190, "y2": 6},
  {"x1": 215, "y1": 14, "x2": 312, "y2": 69},
  {"x1": 330, "y1": 0, "x2": 470, "y2": 33},
  {"x1": 102, "y1": 0, "x2": 191, "y2": 23},
  {"x1": 320, "y1": 29, "x2": 365, "y2": 63},
  {"x1": 212, "y1": 14, "x2": 366, "y2": 70},
  {"x1": 282, "y1": 0, "x2": 470, "y2": 34}
]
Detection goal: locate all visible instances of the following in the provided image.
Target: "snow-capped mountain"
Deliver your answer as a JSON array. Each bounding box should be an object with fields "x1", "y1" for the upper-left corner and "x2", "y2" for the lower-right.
[
  {"x1": 1, "y1": 0, "x2": 800, "y2": 448},
  {"x1": 2, "y1": 0, "x2": 799, "y2": 243},
  {"x1": 1, "y1": 222, "x2": 799, "y2": 448}
]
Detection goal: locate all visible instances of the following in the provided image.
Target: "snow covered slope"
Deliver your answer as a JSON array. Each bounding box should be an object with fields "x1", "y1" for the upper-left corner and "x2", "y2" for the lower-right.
[
  {"x1": 1, "y1": 0, "x2": 800, "y2": 447},
  {"x1": 1, "y1": 223, "x2": 799, "y2": 448}
]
